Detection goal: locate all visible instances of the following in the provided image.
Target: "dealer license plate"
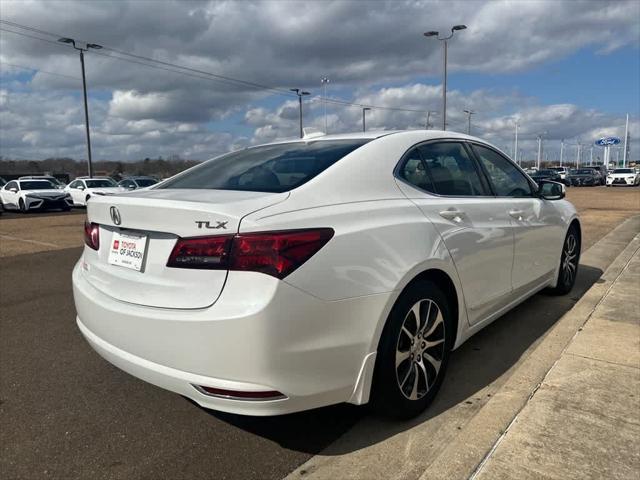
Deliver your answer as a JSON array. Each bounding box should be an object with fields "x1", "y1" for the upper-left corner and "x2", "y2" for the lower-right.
[{"x1": 108, "y1": 231, "x2": 148, "y2": 272}]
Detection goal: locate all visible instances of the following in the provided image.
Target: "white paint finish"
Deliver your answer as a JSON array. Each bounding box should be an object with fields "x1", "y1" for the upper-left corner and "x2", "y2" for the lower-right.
[
  {"x1": 72, "y1": 130, "x2": 579, "y2": 415},
  {"x1": 0, "y1": 180, "x2": 73, "y2": 211}
]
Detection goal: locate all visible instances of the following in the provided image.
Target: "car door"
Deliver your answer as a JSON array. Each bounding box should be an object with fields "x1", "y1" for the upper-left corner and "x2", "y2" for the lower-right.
[
  {"x1": 68, "y1": 180, "x2": 84, "y2": 205},
  {"x1": 1, "y1": 181, "x2": 20, "y2": 208},
  {"x1": 470, "y1": 144, "x2": 564, "y2": 293},
  {"x1": 395, "y1": 141, "x2": 515, "y2": 326}
]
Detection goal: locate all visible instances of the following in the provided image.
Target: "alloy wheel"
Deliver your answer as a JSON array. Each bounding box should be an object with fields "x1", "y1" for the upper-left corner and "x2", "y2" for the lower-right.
[
  {"x1": 562, "y1": 233, "x2": 578, "y2": 286},
  {"x1": 395, "y1": 299, "x2": 446, "y2": 400}
]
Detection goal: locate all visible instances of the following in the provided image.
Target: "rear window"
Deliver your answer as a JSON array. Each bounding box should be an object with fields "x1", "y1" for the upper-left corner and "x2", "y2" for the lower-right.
[
  {"x1": 159, "y1": 140, "x2": 371, "y2": 193},
  {"x1": 86, "y1": 179, "x2": 117, "y2": 188}
]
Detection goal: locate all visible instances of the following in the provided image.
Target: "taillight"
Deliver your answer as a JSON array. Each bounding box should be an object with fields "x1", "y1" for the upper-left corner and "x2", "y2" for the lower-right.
[
  {"x1": 167, "y1": 235, "x2": 233, "y2": 269},
  {"x1": 167, "y1": 228, "x2": 334, "y2": 278},
  {"x1": 83, "y1": 221, "x2": 100, "y2": 250}
]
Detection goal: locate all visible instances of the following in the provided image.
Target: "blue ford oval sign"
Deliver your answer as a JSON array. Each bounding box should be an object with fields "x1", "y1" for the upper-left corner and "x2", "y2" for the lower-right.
[{"x1": 595, "y1": 136, "x2": 621, "y2": 146}]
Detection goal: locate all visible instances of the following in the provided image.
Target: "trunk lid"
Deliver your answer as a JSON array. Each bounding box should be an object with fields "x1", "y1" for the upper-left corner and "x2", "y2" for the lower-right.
[{"x1": 83, "y1": 189, "x2": 288, "y2": 309}]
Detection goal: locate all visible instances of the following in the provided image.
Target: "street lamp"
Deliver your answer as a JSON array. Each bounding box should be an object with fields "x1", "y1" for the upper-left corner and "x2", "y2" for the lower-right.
[
  {"x1": 290, "y1": 88, "x2": 310, "y2": 138},
  {"x1": 463, "y1": 109, "x2": 475, "y2": 135},
  {"x1": 513, "y1": 119, "x2": 519, "y2": 165},
  {"x1": 424, "y1": 24, "x2": 467, "y2": 131},
  {"x1": 58, "y1": 37, "x2": 102, "y2": 177},
  {"x1": 362, "y1": 107, "x2": 371, "y2": 132},
  {"x1": 536, "y1": 131, "x2": 547, "y2": 169},
  {"x1": 425, "y1": 110, "x2": 438, "y2": 129},
  {"x1": 321, "y1": 77, "x2": 330, "y2": 133}
]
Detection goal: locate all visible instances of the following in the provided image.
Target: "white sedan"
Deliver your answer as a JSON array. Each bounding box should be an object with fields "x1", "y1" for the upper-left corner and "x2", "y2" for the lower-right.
[
  {"x1": 606, "y1": 168, "x2": 640, "y2": 186},
  {"x1": 64, "y1": 177, "x2": 124, "y2": 206},
  {"x1": 0, "y1": 179, "x2": 73, "y2": 212},
  {"x1": 73, "y1": 131, "x2": 580, "y2": 418}
]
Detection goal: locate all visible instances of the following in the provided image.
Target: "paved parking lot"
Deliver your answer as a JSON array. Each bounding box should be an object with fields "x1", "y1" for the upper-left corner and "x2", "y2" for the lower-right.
[{"x1": 1, "y1": 187, "x2": 639, "y2": 480}]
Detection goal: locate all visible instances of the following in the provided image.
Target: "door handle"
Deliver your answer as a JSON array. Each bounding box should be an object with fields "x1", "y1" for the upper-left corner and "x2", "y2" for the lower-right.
[
  {"x1": 439, "y1": 208, "x2": 465, "y2": 223},
  {"x1": 509, "y1": 209, "x2": 524, "y2": 220}
]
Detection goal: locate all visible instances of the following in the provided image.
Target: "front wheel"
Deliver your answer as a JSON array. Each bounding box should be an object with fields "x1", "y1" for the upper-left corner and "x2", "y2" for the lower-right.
[
  {"x1": 370, "y1": 280, "x2": 453, "y2": 419},
  {"x1": 548, "y1": 226, "x2": 580, "y2": 295},
  {"x1": 19, "y1": 198, "x2": 27, "y2": 213}
]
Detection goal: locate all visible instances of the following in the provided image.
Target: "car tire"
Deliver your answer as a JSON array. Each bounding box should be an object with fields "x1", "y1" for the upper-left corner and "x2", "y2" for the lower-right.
[
  {"x1": 370, "y1": 280, "x2": 453, "y2": 419},
  {"x1": 548, "y1": 225, "x2": 580, "y2": 296},
  {"x1": 19, "y1": 198, "x2": 27, "y2": 213},
  {"x1": 85, "y1": 194, "x2": 91, "y2": 205}
]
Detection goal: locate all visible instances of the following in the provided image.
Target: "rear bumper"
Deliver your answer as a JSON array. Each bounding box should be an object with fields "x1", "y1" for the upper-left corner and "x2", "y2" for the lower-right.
[{"x1": 72, "y1": 258, "x2": 390, "y2": 415}]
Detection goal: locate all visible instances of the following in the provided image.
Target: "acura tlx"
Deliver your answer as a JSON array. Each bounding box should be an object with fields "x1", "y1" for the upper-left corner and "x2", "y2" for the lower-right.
[{"x1": 73, "y1": 130, "x2": 580, "y2": 418}]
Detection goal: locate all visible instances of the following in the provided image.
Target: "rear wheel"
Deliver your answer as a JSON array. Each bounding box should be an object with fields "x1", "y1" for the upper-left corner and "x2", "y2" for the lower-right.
[
  {"x1": 548, "y1": 225, "x2": 580, "y2": 295},
  {"x1": 370, "y1": 280, "x2": 453, "y2": 419}
]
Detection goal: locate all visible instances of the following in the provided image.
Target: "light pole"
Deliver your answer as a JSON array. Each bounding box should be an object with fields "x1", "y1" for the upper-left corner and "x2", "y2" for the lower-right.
[
  {"x1": 58, "y1": 37, "x2": 102, "y2": 177},
  {"x1": 463, "y1": 109, "x2": 475, "y2": 135},
  {"x1": 362, "y1": 107, "x2": 371, "y2": 132},
  {"x1": 424, "y1": 25, "x2": 467, "y2": 131},
  {"x1": 321, "y1": 77, "x2": 330, "y2": 133},
  {"x1": 536, "y1": 131, "x2": 547, "y2": 169},
  {"x1": 560, "y1": 139, "x2": 564, "y2": 167},
  {"x1": 290, "y1": 88, "x2": 310, "y2": 138},
  {"x1": 425, "y1": 110, "x2": 438, "y2": 129}
]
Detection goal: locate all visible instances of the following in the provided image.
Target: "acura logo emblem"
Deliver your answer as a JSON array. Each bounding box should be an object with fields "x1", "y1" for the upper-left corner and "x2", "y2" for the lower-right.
[{"x1": 110, "y1": 206, "x2": 122, "y2": 225}]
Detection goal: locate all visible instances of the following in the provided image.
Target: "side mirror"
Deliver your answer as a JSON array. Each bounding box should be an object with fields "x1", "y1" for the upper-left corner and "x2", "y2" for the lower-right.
[
  {"x1": 77, "y1": 185, "x2": 85, "y2": 191},
  {"x1": 9, "y1": 187, "x2": 18, "y2": 193},
  {"x1": 538, "y1": 180, "x2": 565, "y2": 200}
]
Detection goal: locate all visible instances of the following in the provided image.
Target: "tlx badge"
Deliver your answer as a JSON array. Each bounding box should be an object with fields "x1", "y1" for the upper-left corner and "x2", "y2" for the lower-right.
[{"x1": 195, "y1": 220, "x2": 228, "y2": 230}]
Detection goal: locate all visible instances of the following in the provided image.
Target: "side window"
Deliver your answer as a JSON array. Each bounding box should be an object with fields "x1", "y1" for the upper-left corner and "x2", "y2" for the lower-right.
[
  {"x1": 399, "y1": 148, "x2": 435, "y2": 193},
  {"x1": 472, "y1": 145, "x2": 533, "y2": 197},
  {"x1": 5, "y1": 181, "x2": 18, "y2": 190},
  {"x1": 418, "y1": 142, "x2": 487, "y2": 196},
  {"x1": 69, "y1": 181, "x2": 79, "y2": 188}
]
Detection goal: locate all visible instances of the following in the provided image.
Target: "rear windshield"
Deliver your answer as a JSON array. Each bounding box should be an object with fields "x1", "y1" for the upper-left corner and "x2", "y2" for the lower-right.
[
  {"x1": 159, "y1": 140, "x2": 371, "y2": 193},
  {"x1": 571, "y1": 169, "x2": 595, "y2": 175},
  {"x1": 20, "y1": 181, "x2": 54, "y2": 190},
  {"x1": 86, "y1": 179, "x2": 117, "y2": 188},
  {"x1": 136, "y1": 178, "x2": 158, "y2": 187}
]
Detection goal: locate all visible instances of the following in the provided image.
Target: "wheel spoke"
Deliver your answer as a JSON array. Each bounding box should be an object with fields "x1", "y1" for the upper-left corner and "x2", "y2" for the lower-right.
[
  {"x1": 423, "y1": 309, "x2": 443, "y2": 339},
  {"x1": 410, "y1": 302, "x2": 423, "y2": 332},
  {"x1": 401, "y1": 325, "x2": 414, "y2": 342},
  {"x1": 395, "y1": 349, "x2": 411, "y2": 368},
  {"x1": 400, "y1": 363, "x2": 413, "y2": 388},
  {"x1": 423, "y1": 352, "x2": 442, "y2": 375},
  {"x1": 424, "y1": 338, "x2": 444, "y2": 349},
  {"x1": 409, "y1": 364, "x2": 420, "y2": 400},
  {"x1": 416, "y1": 358, "x2": 430, "y2": 389}
]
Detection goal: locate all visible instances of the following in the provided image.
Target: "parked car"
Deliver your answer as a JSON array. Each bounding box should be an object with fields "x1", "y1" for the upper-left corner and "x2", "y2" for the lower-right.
[
  {"x1": 606, "y1": 168, "x2": 640, "y2": 187},
  {"x1": 589, "y1": 165, "x2": 608, "y2": 185},
  {"x1": 548, "y1": 167, "x2": 569, "y2": 183},
  {"x1": 118, "y1": 176, "x2": 159, "y2": 190},
  {"x1": 568, "y1": 168, "x2": 599, "y2": 186},
  {"x1": 0, "y1": 179, "x2": 73, "y2": 212},
  {"x1": 19, "y1": 175, "x2": 66, "y2": 190},
  {"x1": 73, "y1": 131, "x2": 580, "y2": 419},
  {"x1": 64, "y1": 177, "x2": 123, "y2": 206},
  {"x1": 529, "y1": 169, "x2": 563, "y2": 184}
]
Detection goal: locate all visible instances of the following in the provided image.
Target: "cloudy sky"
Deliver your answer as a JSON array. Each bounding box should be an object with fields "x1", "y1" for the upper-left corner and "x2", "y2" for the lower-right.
[{"x1": 1, "y1": 0, "x2": 639, "y2": 163}]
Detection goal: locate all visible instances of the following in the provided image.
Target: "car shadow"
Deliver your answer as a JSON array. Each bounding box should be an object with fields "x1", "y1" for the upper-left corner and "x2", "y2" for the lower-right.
[{"x1": 192, "y1": 263, "x2": 604, "y2": 456}]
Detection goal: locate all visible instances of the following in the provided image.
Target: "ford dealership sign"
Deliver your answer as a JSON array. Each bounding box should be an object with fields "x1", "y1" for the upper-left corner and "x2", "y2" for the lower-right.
[{"x1": 595, "y1": 136, "x2": 621, "y2": 146}]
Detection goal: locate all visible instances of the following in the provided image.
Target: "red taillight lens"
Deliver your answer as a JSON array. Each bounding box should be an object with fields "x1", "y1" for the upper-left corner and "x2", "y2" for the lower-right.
[
  {"x1": 83, "y1": 221, "x2": 100, "y2": 250},
  {"x1": 230, "y1": 229, "x2": 334, "y2": 278},
  {"x1": 167, "y1": 228, "x2": 334, "y2": 278},
  {"x1": 167, "y1": 235, "x2": 233, "y2": 269}
]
